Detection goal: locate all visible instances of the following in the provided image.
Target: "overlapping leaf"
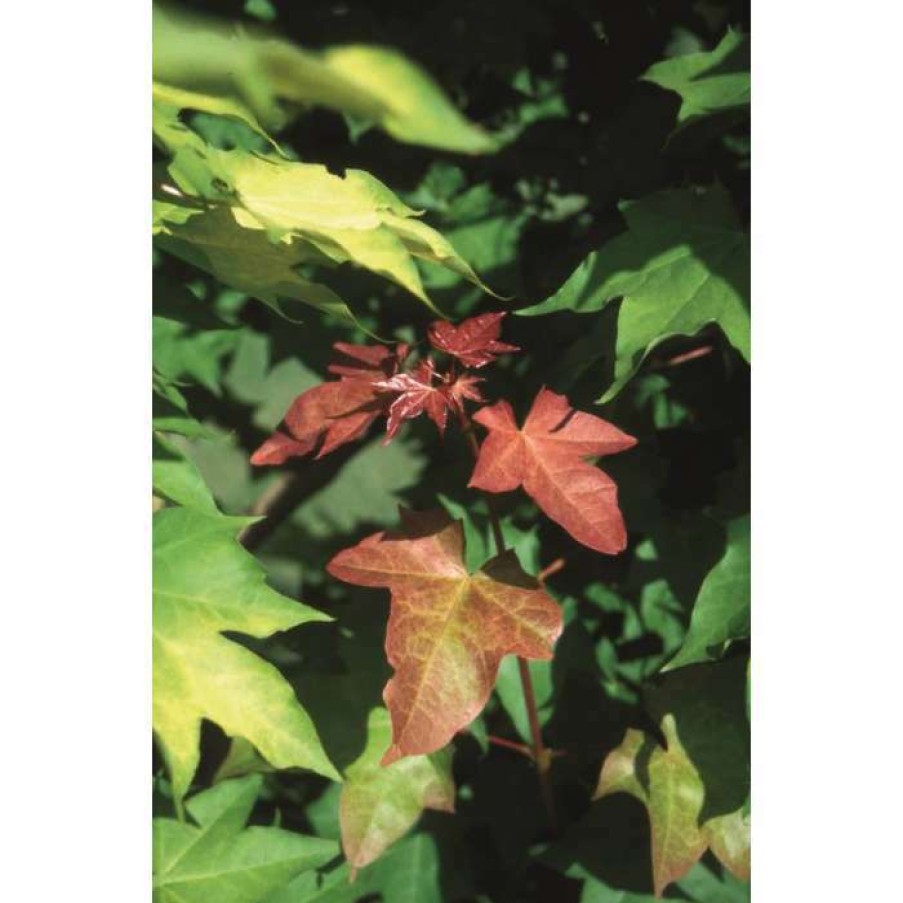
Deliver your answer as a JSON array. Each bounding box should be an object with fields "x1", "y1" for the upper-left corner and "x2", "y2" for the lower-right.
[
  {"x1": 153, "y1": 3, "x2": 497, "y2": 153},
  {"x1": 427, "y1": 312, "x2": 520, "y2": 368},
  {"x1": 253, "y1": 311, "x2": 505, "y2": 464},
  {"x1": 251, "y1": 342, "x2": 406, "y2": 465},
  {"x1": 154, "y1": 205, "x2": 356, "y2": 323},
  {"x1": 327, "y1": 509, "x2": 562, "y2": 763},
  {"x1": 152, "y1": 371, "x2": 215, "y2": 439},
  {"x1": 340, "y1": 708, "x2": 455, "y2": 872},
  {"x1": 153, "y1": 506, "x2": 338, "y2": 802},
  {"x1": 152, "y1": 315, "x2": 241, "y2": 396},
  {"x1": 380, "y1": 359, "x2": 485, "y2": 438},
  {"x1": 153, "y1": 774, "x2": 337, "y2": 903},
  {"x1": 153, "y1": 432, "x2": 218, "y2": 514},
  {"x1": 469, "y1": 388, "x2": 637, "y2": 553},
  {"x1": 519, "y1": 186, "x2": 750, "y2": 401},
  {"x1": 153, "y1": 130, "x2": 492, "y2": 321},
  {"x1": 595, "y1": 657, "x2": 750, "y2": 896}
]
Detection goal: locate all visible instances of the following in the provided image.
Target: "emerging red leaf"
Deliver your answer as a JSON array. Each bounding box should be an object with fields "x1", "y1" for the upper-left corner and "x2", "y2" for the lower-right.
[
  {"x1": 379, "y1": 359, "x2": 451, "y2": 438},
  {"x1": 446, "y1": 372, "x2": 485, "y2": 410},
  {"x1": 250, "y1": 342, "x2": 406, "y2": 465},
  {"x1": 379, "y1": 360, "x2": 486, "y2": 438},
  {"x1": 427, "y1": 312, "x2": 520, "y2": 368},
  {"x1": 327, "y1": 508, "x2": 562, "y2": 765},
  {"x1": 469, "y1": 388, "x2": 637, "y2": 554}
]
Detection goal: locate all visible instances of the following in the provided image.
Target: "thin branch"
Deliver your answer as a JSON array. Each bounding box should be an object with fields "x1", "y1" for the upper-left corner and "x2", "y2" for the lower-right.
[
  {"x1": 486, "y1": 734, "x2": 533, "y2": 758},
  {"x1": 456, "y1": 406, "x2": 559, "y2": 832},
  {"x1": 655, "y1": 344, "x2": 715, "y2": 369},
  {"x1": 538, "y1": 558, "x2": 566, "y2": 586},
  {"x1": 239, "y1": 443, "x2": 358, "y2": 551}
]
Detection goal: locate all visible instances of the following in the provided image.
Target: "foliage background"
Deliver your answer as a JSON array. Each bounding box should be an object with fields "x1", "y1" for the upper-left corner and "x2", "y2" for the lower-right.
[{"x1": 152, "y1": 1, "x2": 750, "y2": 901}]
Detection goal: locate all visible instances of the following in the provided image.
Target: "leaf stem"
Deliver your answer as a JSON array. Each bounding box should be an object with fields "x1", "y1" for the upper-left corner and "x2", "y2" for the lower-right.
[
  {"x1": 486, "y1": 734, "x2": 533, "y2": 758},
  {"x1": 456, "y1": 406, "x2": 559, "y2": 832}
]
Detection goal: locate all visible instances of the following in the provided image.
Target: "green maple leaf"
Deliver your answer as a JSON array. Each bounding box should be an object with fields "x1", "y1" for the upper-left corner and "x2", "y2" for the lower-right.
[
  {"x1": 152, "y1": 379, "x2": 221, "y2": 514},
  {"x1": 340, "y1": 708, "x2": 455, "y2": 872},
  {"x1": 153, "y1": 774, "x2": 338, "y2": 903},
  {"x1": 665, "y1": 516, "x2": 750, "y2": 671},
  {"x1": 642, "y1": 30, "x2": 749, "y2": 130},
  {"x1": 519, "y1": 185, "x2": 749, "y2": 401},
  {"x1": 153, "y1": 507, "x2": 339, "y2": 803},
  {"x1": 152, "y1": 433, "x2": 218, "y2": 515},
  {"x1": 595, "y1": 657, "x2": 750, "y2": 896},
  {"x1": 152, "y1": 316, "x2": 241, "y2": 396}
]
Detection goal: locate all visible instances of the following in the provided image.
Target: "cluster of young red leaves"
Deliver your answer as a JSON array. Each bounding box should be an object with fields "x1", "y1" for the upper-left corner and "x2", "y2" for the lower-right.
[
  {"x1": 252, "y1": 312, "x2": 637, "y2": 763},
  {"x1": 251, "y1": 313, "x2": 514, "y2": 466}
]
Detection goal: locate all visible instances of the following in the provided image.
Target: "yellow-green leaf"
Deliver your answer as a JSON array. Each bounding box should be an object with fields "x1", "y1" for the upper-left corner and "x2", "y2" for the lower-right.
[
  {"x1": 154, "y1": 143, "x2": 491, "y2": 319},
  {"x1": 594, "y1": 657, "x2": 750, "y2": 896},
  {"x1": 153, "y1": 775, "x2": 337, "y2": 903},
  {"x1": 152, "y1": 3, "x2": 496, "y2": 153},
  {"x1": 340, "y1": 708, "x2": 455, "y2": 872},
  {"x1": 153, "y1": 507, "x2": 339, "y2": 803}
]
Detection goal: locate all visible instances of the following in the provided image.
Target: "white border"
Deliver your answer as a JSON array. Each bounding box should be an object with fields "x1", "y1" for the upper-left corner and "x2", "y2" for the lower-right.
[
  {"x1": 2, "y1": 2, "x2": 150, "y2": 898},
  {"x1": 754, "y1": 1, "x2": 902, "y2": 897},
  {"x1": 2, "y1": 1, "x2": 902, "y2": 898}
]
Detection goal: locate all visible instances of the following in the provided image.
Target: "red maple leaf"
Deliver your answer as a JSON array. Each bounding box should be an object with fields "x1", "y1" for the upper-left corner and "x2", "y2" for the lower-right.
[
  {"x1": 327, "y1": 508, "x2": 562, "y2": 764},
  {"x1": 378, "y1": 359, "x2": 451, "y2": 438},
  {"x1": 469, "y1": 387, "x2": 637, "y2": 553},
  {"x1": 446, "y1": 372, "x2": 485, "y2": 409},
  {"x1": 250, "y1": 342, "x2": 407, "y2": 465},
  {"x1": 427, "y1": 312, "x2": 520, "y2": 368},
  {"x1": 378, "y1": 360, "x2": 486, "y2": 438}
]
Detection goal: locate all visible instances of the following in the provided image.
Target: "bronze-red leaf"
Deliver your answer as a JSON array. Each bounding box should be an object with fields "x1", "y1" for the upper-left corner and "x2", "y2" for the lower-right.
[
  {"x1": 469, "y1": 387, "x2": 637, "y2": 553},
  {"x1": 427, "y1": 312, "x2": 520, "y2": 368}
]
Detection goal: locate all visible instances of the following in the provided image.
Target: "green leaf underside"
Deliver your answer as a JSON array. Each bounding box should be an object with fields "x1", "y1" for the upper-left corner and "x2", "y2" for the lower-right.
[
  {"x1": 666, "y1": 516, "x2": 750, "y2": 670},
  {"x1": 153, "y1": 775, "x2": 338, "y2": 903},
  {"x1": 153, "y1": 110, "x2": 494, "y2": 323},
  {"x1": 153, "y1": 506, "x2": 338, "y2": 802},
  {"x1": 519, "y1": 186, "x2": 749, "y2": 401}
]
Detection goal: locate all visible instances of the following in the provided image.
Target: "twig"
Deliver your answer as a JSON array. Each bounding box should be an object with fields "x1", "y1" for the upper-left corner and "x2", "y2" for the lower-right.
[
  {"x1": 537, "y1": 558, "x2": 566, "y2": 586},
  {"x1": 239, "y1": 443, "x2": 358, "y2": 551},
  {"x1": 456, "y1": 407, "x2": 559, "y2": 833},
  {"x1": 486, "y1": 734, "x2": 533, "y2": 758},
  {"x1": 655, "y1": 344, "x2": 715, "y2": 369}
]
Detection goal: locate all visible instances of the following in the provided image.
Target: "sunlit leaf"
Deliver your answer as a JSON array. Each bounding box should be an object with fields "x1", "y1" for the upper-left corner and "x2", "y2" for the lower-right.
[
  {"x1": 470, "y1": 388, "x2": 637, "y2": 553},
  {"x1": 153, "y1": 506, "x2": 339, "y2": 801},
  {"x1": 327, "y1": 508, "x2": 562, "y2": 763},
  {"x1": 340, "y1": 708, "x2": 454, "y2": 871},
  {"x1": 153, "y1": 775, "x2": 337, "y2": 903},
  {"x1": 153, "y1": 3, "x2": 496, "y2": 153}
]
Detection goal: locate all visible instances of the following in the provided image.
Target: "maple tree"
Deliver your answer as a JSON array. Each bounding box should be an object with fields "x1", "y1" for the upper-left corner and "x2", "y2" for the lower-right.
[{"x1": 151, "y1": 3, "x2": 750, "y2": 901}]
